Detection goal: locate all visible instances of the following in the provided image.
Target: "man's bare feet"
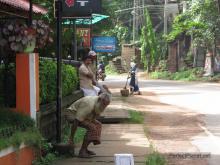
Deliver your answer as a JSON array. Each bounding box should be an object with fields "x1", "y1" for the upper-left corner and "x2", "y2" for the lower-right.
[
  {"x1": 78, "y1": 150, "x2": 94, "y2": 158},
  {"x1": 87, "y1": 150, "x2": 96, "y2": 155}
]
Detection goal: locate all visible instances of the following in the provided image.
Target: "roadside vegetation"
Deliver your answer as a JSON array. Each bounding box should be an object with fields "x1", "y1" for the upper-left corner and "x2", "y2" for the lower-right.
[
  {"x1": 0, "y1": 108, "x2": 42, "y2": 150},
  {"x1": 105, "y1": 64, "x2": 119, "y2": 75},
  {"x1": 150, "y1": 68, "x2": 220, "y2": 82},
  {"x1": 145, "y1": 151, "x2": 167, "y2": 165},
  {"x1": 126, "y1": 110, "x2": 144, "y2": 124}
]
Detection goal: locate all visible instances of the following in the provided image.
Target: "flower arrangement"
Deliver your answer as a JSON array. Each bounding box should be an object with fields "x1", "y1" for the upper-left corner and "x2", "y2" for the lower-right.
[
  {"x1": 0, "y1": 20, "x2": 53, "y2": 53},
  {"x1": 32, "y1": 20, "x2": 53, "y2": 49}
]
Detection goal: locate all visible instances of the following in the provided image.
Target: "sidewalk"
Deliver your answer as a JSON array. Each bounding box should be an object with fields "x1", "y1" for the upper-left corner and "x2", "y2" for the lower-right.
[
  {"x1": 54, "y1": 124, "x2": 149, "y2": 165},
  {"x1": 54, "y1": 91, "x2": 150, "y2": 165}
]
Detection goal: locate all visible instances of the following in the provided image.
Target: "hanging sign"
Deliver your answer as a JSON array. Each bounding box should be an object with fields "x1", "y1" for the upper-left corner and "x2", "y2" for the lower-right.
[
  {"x1": 56, "y1": 0, "x2": 102, "y2": 18},
  {"x1": 76, "y1": 28, "x2": 91, "y2": 47}
]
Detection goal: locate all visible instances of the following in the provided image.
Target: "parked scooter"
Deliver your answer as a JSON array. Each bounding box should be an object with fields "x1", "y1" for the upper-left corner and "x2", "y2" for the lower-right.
[{"x1": 97, "y1": 68, "x2": 106, "y2": 81}]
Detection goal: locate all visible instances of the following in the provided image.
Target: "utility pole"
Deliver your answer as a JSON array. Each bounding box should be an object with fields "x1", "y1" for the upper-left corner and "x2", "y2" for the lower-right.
[
  {"x1": 133, "y1": 0, "x2": 136, "y2": 43},
  {"x1": 142, "y1": 0, "x2": 145, "y2": 26},
  {"x1": 164, "y1": 0, "x2": 168, "y2": 35}
]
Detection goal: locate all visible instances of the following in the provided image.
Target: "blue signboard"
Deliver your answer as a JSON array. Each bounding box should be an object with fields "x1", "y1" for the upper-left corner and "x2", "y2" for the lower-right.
[{"x1": 92, "y1": 37, "x2": 116, "y2": 53}]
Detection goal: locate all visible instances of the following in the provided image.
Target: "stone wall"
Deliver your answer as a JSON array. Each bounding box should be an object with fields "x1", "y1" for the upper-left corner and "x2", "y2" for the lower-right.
[{"x1": 121, "y1": 44, "x2": 135, "y2": 70}]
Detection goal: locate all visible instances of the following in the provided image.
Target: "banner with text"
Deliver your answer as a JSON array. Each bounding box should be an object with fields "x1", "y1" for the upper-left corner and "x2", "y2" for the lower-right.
[
  {"x1": 92, "y1": 36, "x2": 116, "y2": 53},
  {"x1": 77, "y1": 28, "x2": 91, "y2": 47}
]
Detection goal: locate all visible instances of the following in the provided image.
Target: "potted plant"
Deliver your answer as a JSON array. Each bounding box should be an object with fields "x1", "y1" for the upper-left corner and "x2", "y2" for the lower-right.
[
  {"x1": 0, "y1": 20, "x2": 53, "y2": 53},
  {"x1": 0, "y1": 20, "x2": 53, "y2": 119}
]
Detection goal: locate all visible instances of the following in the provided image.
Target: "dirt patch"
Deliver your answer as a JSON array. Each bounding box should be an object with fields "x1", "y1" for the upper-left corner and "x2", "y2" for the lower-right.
[{"x1": 108, "y1": 86, "x2": 208, "y2": 165}]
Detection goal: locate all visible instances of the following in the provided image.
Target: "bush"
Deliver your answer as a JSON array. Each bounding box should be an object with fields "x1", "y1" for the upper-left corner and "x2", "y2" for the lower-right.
[
  {"x1": 62, "y1": 123, "x2": 86, "y2": 144},
  {"x1": 146, "y1": 151, "x2": 167, "y2": 165},
  {"x1": 126, "y1": 110, "x2": 144, "y2": 124},
  {"x1": 105, "y1": 64, "x2": 118, "y2": 75},
  {"x1": 0, "y1": 108, "x2": 34, "y2": 129},
  {"x1": 0, "y1": 109, "x2": 42, "y2": 150},
  {"x1": 150, "y1": 71, "x2": 171, "y2": 80},
  {"x1": 0, "y1": 60, "x2": 79, "y2": 106},
  {"x1": 150, "y1": 68, "x2": 204, "y2": 81},
  {"x1": 157, "y1": 60, "x2": 168, "y2": 71},
  {"x1": 39, "y1": 60, "x2": 79, "y2": 104}
]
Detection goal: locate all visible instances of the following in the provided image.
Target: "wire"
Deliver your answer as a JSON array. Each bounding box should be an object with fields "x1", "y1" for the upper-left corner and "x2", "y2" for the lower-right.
[{"x1": 115, "y1": 5, "x2": 165, "y2": 13}]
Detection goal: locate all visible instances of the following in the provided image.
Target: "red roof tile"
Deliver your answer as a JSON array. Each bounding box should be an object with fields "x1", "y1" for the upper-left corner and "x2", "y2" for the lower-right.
[{"x1": 0, "y1": 0, "x2": 48, "y2": 14}]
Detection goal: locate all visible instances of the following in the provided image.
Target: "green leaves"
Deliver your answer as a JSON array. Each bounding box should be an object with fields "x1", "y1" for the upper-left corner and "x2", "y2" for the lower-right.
[
  {"x1": 102, "y1": 25, "x2": 128, "y2": 46},
  {"x1": 166, "y1": 0, "x2": 220, "y2": 48},
  {"x1": 39, "y1": 60, "x2": 79, "y2": 104},
  {"x1": 140, "y1": 9, "x2": 159, "y2": 70}
]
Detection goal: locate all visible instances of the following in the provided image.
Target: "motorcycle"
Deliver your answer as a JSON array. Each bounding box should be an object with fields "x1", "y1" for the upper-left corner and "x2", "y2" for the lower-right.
[{"x1": 97, "y1": 68, "x2": 106, "y2": 81}]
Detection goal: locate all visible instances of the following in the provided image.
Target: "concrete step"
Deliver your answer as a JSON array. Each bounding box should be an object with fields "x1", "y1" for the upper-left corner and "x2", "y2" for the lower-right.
[{"x1": 98, "y1": 107, "x2": 130, "y2": 123}]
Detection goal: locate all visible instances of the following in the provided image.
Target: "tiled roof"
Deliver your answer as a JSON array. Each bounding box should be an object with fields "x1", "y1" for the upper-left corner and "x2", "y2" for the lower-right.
[{"x1": 0, "y1": 0, "x2": 47, "y2": 14}]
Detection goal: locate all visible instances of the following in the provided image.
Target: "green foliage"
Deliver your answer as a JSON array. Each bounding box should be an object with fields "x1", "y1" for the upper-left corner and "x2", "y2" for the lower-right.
[
  {"x1": 126, "y1": 110, "x2": 144, "y2": 124},
  {"x1": 32, "y1": 153, "x2": 57, "y2": 165},
  {"x1": 140, "y1": 27, "x2": 147, "y2": 69},
  {"x1": 146, "y1": 151, "x2": 167, "y2": 165},
  {"x1": 157, "y1": 60, "x2": 168, "y2": 72},
  {"x1": 62, "y1": 64, "x2": 78, "y2": 97},
  {"x1": 39, "y1": 60, "x2": 56, "y2": 104},
  {"x1": 105, "y1": 64, "x2": 118, "y2": 75},
  {"x1": 166, "y1": 0, "x2": 220, "y2": 49},
  {"x1": 140, "y1": 9, "x2": 159, "y2": 70},
  {"x1": 102, "y1": 25, "x2": 128, "y2": 46},
  {"x1": 62, "y1": 123, "x2": 86, "y2": 144},
  {"x1": 150, "y1": 71, "x2": 172, "y2": 80},
  {"x1": 165, "y1": 13, "x2": 206, "y2": 42},
  {"x1": 101, "y1": 0, "x2": 133, "y2": 33},
  {"x1": 0, "y1": 109, "x2": 42, "y2": 150},
  {"x1": 0, "y1": 128, "x2": 42, "y2": 150},
  {"x1": 39, "y1": 60, "x2": 78, "y2": 104},
  {"x1": 0, "y1": 109, "x2": 35, "y2": 128},
  {"x1": 9, "y1": 128, "x2": 42, "y2": 148},
  {"x1": 32, "y1": 141, "x2": 58, "y2": 165},
  {"x1": 201, "y1": 73, "x2": 220, "y2": 82},
  {"x1": 150, "y1": 68, "x2": 204, "y2": 81},
  {"x1": 32, "y1": 0, "x2": 55, "y2": 23}
]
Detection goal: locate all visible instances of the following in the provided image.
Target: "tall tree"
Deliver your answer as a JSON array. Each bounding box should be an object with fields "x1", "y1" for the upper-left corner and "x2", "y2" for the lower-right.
[{"x1": 140, "y1": 9, "x2": 158, "y2": 71}]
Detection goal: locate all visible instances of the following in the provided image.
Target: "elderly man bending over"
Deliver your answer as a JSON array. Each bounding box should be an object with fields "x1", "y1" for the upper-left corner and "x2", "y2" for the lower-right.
[{"x1": 65, "y1": 92, "x2": 111, "y2": 158}]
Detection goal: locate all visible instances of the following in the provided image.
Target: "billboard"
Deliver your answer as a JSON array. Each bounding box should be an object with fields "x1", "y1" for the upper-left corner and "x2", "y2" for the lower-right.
[
  {"x1": 92, "y1": 36, "x2": 116, "y2": 53},
  {"x1": 76, "y1": 28, "x2": 91, "y2": 47},
  {"x1": 60, "y1": 0, "x2": 102, "y2": 18}
]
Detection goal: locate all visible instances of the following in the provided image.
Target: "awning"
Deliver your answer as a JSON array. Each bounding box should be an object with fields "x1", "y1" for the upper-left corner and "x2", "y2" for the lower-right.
[
  {"x1": 63, "y1": 14, "x2": 109, "y2": 25},
  {"x1": 0, "y1": 0, "x2": 47, "y2": 14}
]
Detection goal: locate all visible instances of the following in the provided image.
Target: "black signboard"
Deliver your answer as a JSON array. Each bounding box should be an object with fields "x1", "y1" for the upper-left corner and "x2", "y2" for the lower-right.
[{"x1": 59, "y1": 0, "x2": 102, "y2": 18}]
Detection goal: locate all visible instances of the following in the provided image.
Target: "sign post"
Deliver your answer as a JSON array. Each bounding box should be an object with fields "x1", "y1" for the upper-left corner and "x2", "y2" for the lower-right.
[
  {"x1": 54, "y1": 0, "x2": 102, "y2": 143},
  {"x1": 55, "y1": 0, "x2": 62, "y2": 143},
  {"x1": 61, "y1": 0, "x2": 102, "y2": 18}
]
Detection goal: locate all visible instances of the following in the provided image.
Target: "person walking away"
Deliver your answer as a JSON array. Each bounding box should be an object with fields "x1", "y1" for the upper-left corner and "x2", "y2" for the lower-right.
[{"x1": 129, "y1": 62, "x2": 141, "y2": 95}]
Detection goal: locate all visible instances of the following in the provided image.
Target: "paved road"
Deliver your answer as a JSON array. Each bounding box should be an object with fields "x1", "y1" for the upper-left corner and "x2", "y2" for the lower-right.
[{"x1": 103, "y1": 75, "x2": 220, "y2": 165}]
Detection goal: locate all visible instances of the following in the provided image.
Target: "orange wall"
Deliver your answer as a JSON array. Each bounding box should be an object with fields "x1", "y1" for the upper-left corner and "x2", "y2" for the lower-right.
[{"x1": 0, "y1": 147, "x2": 35, "y2": 165}]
